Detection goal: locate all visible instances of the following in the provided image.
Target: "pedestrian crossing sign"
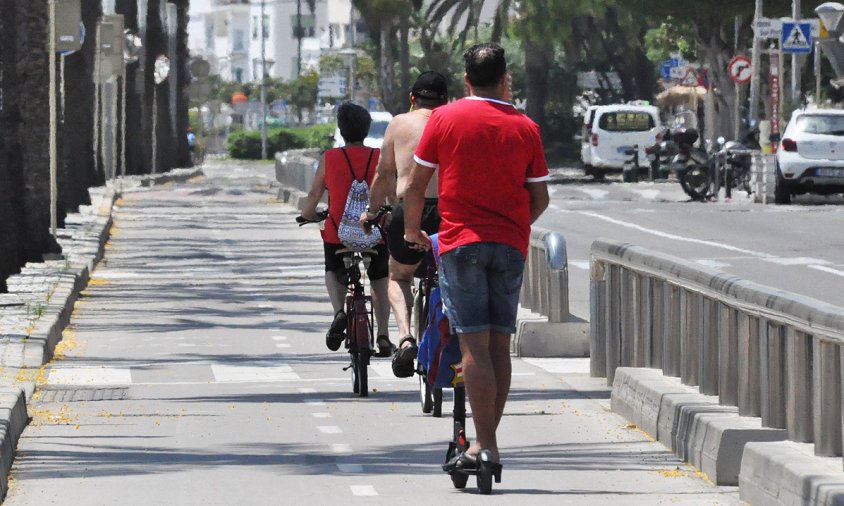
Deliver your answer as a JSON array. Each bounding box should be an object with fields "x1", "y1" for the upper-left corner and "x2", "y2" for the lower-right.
[{"x1": 782, "y1": 22, "x2": 812, "y2": 53}]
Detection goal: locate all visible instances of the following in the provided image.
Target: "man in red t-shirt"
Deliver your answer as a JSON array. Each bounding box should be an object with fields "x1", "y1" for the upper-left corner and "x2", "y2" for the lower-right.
[{"x1": 404, "y1": 43, "x2": 550, "y2": 473}]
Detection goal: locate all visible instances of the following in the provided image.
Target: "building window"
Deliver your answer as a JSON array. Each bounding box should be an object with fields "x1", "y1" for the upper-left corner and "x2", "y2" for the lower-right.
[
  {"x1": 291, "y1": 14, "x2": 315, "y2": 38},
  {"x1": 252, "y1": 16, "x2": 258, "y2": 39},
  {"x1": 234, "y1": 68, "x2": 244, "y2": 83},
  {"x1": 233, "y1": 29, "x2": 246, "y2": 52}
]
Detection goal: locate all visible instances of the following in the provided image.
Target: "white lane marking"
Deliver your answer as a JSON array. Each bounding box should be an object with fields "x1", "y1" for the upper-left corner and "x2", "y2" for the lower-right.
[
  {"x1": 305, "y1": 399, "x2": 326, "y2": 406},
  {"x1": 257, "y1": 303, "x2": 274, "y2": 309},
  {"x1": 350, "y1": 485, "x2": 378, "y2": 497},
  {"x1": 271, "y1": 336, "x2": 288, "y2": 341},
  {"x1": 176, "y1": 343, "x2": 197, "y2": 348},
  {"x1": 694, "y1": 259, "x2": 731, "y2": 269},
  {"x1": 337, "y1": 463, "x2": 364, "y2": 473},
  {"x1": 809, "y1": 264, "x2": 844, "y2": 278},
  {"x1": 49, "y1": 367, "x2": 132, "y2": 386},
  {"x1": 523, "y1": 358, "x2": 591, "y2": 375},
  {"x1": 275, "y1": 343, "x2": 291, "y2": 349},
  {"x1": 299, "y1": 387, "x2": 317, "y2": 394},
  {"x1": 318, "y1": 425, "x2": 343, "y2": 434},
  {"x1": 369, "y1": 362, "x2": 394, "y2": 378},
  {"x1": 630, "y1": 189, "x2": 661, "y2": 200},
  {"x1": 569, "y1": 261, "x2": 590, "y2": 270},
  {"x1": 211, "y1": 365, "x2": 300, "y2": 382},
  {"x1": 764, "y1": 257, "x2": 831, "y2": 266},
  {"x1": 331, "y1": 444, "x2": 352, "y2": 454},
  {"x1": 312, "y1": 412, "x2": 332, "y2": 419},
  {"x1": 577, "y1": 210, "x2": 775, "y2": 257},
  {"x1": 580, "y1": 188, "x2": 609, "y2": 200}
]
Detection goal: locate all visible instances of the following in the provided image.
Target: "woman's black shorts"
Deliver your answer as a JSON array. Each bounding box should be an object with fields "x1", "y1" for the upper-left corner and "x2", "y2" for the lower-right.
[{"x1": 324, "y1": 242, "x2": 389, "y2": 280}]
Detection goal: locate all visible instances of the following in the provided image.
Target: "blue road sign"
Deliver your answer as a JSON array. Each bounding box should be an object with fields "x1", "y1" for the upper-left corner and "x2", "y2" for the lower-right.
[
  {"x1": 781, "y1": 22, "x2": 812, "y2": 54},
  {"x1": 659, "y1": 60, "x2": 674, "y2": 81}
]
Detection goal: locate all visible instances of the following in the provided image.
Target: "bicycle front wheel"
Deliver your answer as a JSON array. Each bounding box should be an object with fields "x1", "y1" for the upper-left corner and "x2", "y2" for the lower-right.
[{"x1": 356, "y1": 347, "x2": 369, "y2": 397}]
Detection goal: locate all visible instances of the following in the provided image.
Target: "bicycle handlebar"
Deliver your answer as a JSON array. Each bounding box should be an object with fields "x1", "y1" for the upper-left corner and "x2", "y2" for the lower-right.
[
  {"x1": 295, "y1": 209, "x2": 329, "y2": 226},
  {"x1": 362, "y1": 205, "x2": 392, "y2": 233}
]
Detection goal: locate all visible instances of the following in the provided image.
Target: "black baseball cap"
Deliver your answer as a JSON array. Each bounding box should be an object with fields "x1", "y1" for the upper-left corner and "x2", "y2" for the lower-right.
[{"x1": 411, "y1": 71, "x2": 448, "y2": 101}]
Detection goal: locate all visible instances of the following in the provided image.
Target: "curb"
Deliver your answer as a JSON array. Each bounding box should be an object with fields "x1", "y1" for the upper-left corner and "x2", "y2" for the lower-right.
[
  {"x1": 610, "y1": 367, "x2": 787, "y2": 485},
  {"x1": 0, "y1": 167, "x2": 202, "y2": 500}
]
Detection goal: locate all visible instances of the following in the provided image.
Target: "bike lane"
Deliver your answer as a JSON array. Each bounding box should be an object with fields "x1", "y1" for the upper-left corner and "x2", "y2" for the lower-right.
[{"x1": 4, "y1": 162, "x2": 738, "y2": 505}]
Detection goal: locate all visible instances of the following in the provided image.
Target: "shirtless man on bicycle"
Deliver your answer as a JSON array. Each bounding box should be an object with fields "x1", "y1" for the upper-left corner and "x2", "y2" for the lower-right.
[{"x1": 360, "y1": 71, "x2": 449, "y2": 377}]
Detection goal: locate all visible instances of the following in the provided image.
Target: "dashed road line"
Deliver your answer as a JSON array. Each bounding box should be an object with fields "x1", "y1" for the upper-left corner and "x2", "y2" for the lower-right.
[
  {"x1": 349, "y1": 485, "x2": 378, "y2": 497},
  {"x1": 317, "y1": 425, "x2": 342, "y2": 434},
  {"x1": 331, "y1": 443, "x2": 352, "y2": 454},
  {"x1": 312, "y1": 412, "x2": 332, "y2": 419}
]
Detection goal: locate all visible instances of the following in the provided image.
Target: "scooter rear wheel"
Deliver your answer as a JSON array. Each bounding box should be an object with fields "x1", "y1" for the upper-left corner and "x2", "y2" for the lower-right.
[
  {"x1": 451, "y1": 472, "x2": 469, "y2": 489},
  {"x1": 419, "y1": 373, "x2": 433, "y2": 413}
]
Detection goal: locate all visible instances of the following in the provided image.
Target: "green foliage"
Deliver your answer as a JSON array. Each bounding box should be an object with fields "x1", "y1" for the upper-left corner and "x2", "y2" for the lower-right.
[
  {"x1": 644, "y1": 18, "x2": 696, "y2": 64},
  {"x1": 227, "y1": 124, "x2": 335, "y2": 159}
]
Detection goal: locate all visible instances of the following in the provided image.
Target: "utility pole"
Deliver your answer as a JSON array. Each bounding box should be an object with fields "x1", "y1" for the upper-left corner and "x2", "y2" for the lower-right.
[
  {"x1": 296, "y1": 0, "x2": 302, "y2": 75},
  {"x1": 792, "y1": 0, "x2": 802, "y2": 103},
  {"x1": 260, "y1": 0, "x2": 268, "y2": 160},
  {"x1": 750, "y1": 0, "x2": 764, "y2": 121},
  {"x1": 48, "y1": 0, "x2": 58, "y2": 238}
]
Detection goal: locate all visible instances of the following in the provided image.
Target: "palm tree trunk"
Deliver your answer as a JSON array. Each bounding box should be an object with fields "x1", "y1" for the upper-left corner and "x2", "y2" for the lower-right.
[
  {"x1": 524, "y1": 38, "x2": 551, "y2": 137},
  {"x1": 379, "y1": 20, "x2": 396, "y2": 114},
  {"x1": 400, "y1": 16, "x2": 410, "y2": 108},
  {"x1": 15, "y1": 0, "x2": 60, "y2": 258}
]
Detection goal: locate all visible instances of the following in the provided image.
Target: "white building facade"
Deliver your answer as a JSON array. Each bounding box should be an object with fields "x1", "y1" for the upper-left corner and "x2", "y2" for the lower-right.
[{"x1": 188, "y1": 0, "x2": 363, "y2": 83}]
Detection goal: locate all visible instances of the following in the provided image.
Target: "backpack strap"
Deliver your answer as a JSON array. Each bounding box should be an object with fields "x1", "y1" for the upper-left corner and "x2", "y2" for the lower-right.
[{"x1": 339, "y1": 147, "x2": 375, "y2": 183}]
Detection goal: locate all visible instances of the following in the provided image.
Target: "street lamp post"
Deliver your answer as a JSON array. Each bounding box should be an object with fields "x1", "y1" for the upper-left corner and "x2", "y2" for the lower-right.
[
  {"x1": 339, "y1": 48, "x2": 356, "y2": 103},
  {"x1": 260, "y1": 0, "x2": 268, "y2": 160}
]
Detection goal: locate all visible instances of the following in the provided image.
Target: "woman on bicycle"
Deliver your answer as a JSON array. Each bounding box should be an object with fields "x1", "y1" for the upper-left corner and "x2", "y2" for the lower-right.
[{"x1": 300, "y1": 103, "x2": 394, "y2": 356}]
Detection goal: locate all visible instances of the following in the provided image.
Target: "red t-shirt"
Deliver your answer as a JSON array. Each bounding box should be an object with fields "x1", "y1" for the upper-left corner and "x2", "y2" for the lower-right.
[
  {"x1": 414, "y1": 97, "x2": 550, "y2": 257},
  {"x1": 322, "y1": 146, "x2": 380, "y2": 244}
]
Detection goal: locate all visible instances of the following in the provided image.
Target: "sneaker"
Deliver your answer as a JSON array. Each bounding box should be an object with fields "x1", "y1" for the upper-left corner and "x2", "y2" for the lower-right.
[{"x1": 326, "y1": 310, "x2": 347, "y2": 351}]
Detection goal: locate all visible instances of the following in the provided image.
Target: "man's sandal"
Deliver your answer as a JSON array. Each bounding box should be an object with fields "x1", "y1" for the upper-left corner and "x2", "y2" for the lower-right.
[
  {"x1": 375, "y1": 335, "x2": 396, "y2": 357},
  {"x1": 391, "y1": 335, "x2": 418, "y2": 378}
]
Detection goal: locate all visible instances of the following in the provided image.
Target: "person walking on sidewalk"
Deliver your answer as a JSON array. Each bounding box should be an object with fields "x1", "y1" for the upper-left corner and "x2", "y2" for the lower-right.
[
  {"x1": 301, "y1": 103, "x2": 393, "y2": 355},
  {"x1": 360, "y1": 71, "x2": 449, "y2": 377},
  {"x1": 403, "y1": 43, "x2": 550, "y2": 470}
]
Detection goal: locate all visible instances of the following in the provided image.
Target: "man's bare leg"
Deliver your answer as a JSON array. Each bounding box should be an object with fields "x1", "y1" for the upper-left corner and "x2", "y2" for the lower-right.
[
  {"x1": 388, "y1": 257, "x2": 419, "y2": 342},
  {"x1": 458, "y1": 330, "x2": 500, "y2": 463},
  {"x1": 490, "y1": 331, "x2": 512, "y2": 429},
  {"x1": 370, "y1": 276, "x2": 391, "y2": 339}
]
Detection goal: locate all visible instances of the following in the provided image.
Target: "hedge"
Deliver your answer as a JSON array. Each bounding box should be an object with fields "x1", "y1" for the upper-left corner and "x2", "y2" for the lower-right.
[{"x1": 227, "y1": 124, "x2": 336, "y2": 159}]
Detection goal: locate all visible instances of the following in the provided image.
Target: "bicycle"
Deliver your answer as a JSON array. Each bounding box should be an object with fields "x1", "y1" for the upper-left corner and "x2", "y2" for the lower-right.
[
  {"x1": 298, "y1": 206, "x2": 390, "y2": 397},
  {"x1": 413, "y1": 250, "x2": 444, "y2": 416}
]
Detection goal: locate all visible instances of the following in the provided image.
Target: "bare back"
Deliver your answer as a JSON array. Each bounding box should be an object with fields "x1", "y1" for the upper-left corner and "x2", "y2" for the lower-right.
[{"x1": 382, "y1": 108, "x2": 439, "y2": 199}]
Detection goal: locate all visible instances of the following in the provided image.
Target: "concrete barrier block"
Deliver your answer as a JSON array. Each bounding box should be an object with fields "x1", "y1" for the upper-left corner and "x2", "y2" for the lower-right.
[
  {"x1": 514, "y1": 320, "x2": 590, "y2": 358},
  {"x1": 687, "y1": 415, "x2": 787, "y2": 486},
  {"x1": 740, "y1": 441, "x2": 844, "y2": 505},
  {"x1": 612, "y1": 367, "x2": 790, "y2": 486},
  {"x1": 611, "y1": 367, "x2": 690, "y2": 440}
]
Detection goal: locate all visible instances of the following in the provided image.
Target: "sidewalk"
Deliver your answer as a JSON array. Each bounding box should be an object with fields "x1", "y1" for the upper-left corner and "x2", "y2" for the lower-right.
[{"x1": 4, "y1": 161, "x2": 739, "y2": 504}]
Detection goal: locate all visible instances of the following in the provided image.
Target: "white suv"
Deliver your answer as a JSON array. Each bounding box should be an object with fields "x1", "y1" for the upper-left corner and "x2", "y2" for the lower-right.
[
  {"x1": 581, "y1": 104, "x2": 662, "y2": 181},
  {"x1": 776, "y1": 109, "x2": 844, "y2": 204},
  {"x1": 334, "y1": 111, "x2": 393, "y2": 149}
]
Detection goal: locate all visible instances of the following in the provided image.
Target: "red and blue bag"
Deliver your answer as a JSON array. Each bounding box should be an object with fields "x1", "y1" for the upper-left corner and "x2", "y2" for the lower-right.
[{"x1": 417, "y1": 234, "x2": 464, "y2": 389}]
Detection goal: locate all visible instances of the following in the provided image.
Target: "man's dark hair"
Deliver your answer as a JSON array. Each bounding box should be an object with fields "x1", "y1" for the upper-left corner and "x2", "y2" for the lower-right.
[
  {"x1": 337, "y1": 102, "x2": 371, "y2": 144},
  {"x1": 463, "y1": 43, "x2": 507, "y2": 88}
]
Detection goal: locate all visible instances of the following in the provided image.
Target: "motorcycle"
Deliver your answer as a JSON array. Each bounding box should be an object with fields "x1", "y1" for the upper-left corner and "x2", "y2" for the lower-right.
[{"x1": 658, "y1": 128, "x2": 712, "y2": 201}]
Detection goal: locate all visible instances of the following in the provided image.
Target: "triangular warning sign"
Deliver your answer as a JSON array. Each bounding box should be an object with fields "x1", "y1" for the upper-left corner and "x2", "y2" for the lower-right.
[
  {"x1": 680, "y1": 69, "x2": 699, "y2": 87},
  {"x1": 783, "y1": 24, "x2": 810, "y2": 50}
]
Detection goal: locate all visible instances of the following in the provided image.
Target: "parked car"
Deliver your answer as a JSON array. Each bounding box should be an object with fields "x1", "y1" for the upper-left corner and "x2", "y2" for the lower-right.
[
  {"x1": 580, "y1": 105, "x2": 599, "y2": 170},
  {"x1": 581, "y1": 104, "x2": 662, "y2": 180},
  {"x1": 334, "y1": 111, "x2": 393, "y2": 149},
  {"x1": 775, "y1": 108, "x2": 844, "y2": 204}
]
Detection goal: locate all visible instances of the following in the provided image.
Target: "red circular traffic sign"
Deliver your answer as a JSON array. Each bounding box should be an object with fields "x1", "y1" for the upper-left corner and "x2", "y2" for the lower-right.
[{"x1": 728, "y1": 56, "x2": 752, "y2": 85}]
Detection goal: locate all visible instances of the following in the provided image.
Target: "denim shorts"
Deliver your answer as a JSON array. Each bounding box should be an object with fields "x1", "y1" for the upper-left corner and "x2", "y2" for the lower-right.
[{"x1": 438, "y1": 242, "x2": 526, "y2": 335}]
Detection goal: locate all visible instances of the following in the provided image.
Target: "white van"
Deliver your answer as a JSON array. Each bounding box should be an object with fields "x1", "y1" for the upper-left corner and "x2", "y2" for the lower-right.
[
  {"x1": 580, "y1": 105, "x2": 599, "y2": 168},
  {"x1": 582, "y1": 104, "x2": 662, "y2": 180},
  {"x1": 334, "y1": 111, "x2": 394, "y2": 149}
]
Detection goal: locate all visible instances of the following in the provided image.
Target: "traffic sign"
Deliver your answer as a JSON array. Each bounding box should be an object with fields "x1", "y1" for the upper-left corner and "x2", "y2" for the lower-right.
[
  {"x1": 659, "y1": 60, "x2": 673, "y2": 81},
  {"x1": 782, "y1": 22, "x2": 813, "y2": 53},
  {"x1": 680, "y1": 68, "x2": 699, "y2": 87},
  {"x1": 755, "y1": 18, "x2": 820, "y2": 39},
  {"x1": 318, "y1": 75, "x2": 347, "y2": 98},
  {"x1": 728, "y1": 56, "x2": 752, "y2": 84}
]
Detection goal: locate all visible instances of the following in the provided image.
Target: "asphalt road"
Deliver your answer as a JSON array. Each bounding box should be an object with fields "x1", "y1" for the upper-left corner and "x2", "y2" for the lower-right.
[
  {"x1": 4, "y1": 162, "x2": 738, "y2": 505},
  {"x1": 541, "y1": 168, "x2": 844, "y2": 321}
]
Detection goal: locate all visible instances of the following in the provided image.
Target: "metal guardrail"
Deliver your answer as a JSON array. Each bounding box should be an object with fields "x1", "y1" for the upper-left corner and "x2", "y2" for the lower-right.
[
  {"x1": 521, "y1": 228, "x2": 569, "y2": 323},
  {"x1": 590, "y1": 238, "x2": 844, "y2": 459}
]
